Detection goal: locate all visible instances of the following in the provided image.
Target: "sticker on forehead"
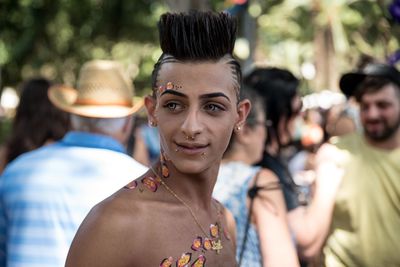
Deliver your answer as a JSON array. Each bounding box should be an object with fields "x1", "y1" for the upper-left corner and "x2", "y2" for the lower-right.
[{"x1": 157, "y1": 81, "x2": 182, "y2": 96}]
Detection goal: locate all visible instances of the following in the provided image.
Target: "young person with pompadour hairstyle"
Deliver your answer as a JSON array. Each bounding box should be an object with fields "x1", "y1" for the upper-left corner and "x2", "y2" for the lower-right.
[{"x1": 66, "y1": 11, "x2": 251, "y2": 267}]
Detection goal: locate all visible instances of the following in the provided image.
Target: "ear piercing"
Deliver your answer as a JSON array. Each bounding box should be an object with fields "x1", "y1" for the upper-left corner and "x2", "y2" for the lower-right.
[
  {"x1": 149, "y1": 121, "x2": 157, "y2": 127},
  {"x1": 235, "y1": 125, "x2": 241, "y2": 131}
]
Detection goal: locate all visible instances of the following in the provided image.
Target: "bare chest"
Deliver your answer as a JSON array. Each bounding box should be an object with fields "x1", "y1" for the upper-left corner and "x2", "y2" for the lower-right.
[{"x1": 124, "y1": 206, "x2": 237, "y2": 267}]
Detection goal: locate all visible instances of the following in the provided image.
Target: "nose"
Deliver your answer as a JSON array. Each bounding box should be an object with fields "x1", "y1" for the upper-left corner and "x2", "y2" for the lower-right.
[
  {"x1": 181, "y1": 108, "x2": 202, "y2": 139},
  {"x1": 364, "y1": 104, "x2": 380, "y2": 119}
]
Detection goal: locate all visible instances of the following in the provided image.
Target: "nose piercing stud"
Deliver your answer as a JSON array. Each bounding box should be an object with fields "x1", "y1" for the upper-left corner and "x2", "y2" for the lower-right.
[{"x1": 185, "y1": 135, "x2": 195, "y2": 141}]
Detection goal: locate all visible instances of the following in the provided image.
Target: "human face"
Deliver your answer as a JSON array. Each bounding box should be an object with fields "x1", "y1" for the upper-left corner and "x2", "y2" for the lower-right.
[
  {"x1": 146, "y1": 61, "x2": 250, "y2": 174},
  {"x1": 359, "y1": 84, "x2": 400, "y2": 142}
]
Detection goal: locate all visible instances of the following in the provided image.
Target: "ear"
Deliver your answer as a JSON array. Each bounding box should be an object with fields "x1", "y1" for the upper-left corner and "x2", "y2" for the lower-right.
[
  {"x1": 144, "y1": 95, "x2": 157, "y2": 126},
  {"x1": 235, "y1": 98, "x2": 251, "y2": 130}
]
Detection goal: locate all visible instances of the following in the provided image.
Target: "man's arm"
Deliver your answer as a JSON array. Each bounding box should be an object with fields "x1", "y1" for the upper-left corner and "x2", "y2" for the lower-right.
[{"x1": 288, "y1": 143, "x2": 344, "y2": 259}]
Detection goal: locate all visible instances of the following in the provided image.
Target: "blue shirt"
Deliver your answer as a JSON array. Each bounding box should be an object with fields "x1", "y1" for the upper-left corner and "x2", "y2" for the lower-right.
[
  {"x1": 0, "y1": 131, "x2": 147, "y2": 267},
  {"x1": 213, "y1": 162, "x2": 262, "y2": 267}
]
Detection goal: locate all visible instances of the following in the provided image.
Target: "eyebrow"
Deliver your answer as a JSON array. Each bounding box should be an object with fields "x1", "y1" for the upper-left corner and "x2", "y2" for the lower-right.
[
  {"x1": 160, "y1": 90, "x2": 231, "y2": 102},
  {"x1": 160, "y1": 89, "x2": 185, "y2": 97},
  {"x1": 200, "y1": 92, "x2": 231, "y2": 102}
]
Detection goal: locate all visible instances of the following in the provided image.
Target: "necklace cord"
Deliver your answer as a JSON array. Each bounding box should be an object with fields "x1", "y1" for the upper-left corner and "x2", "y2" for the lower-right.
[{"x1": 149, "y1": 164, "x2": 219, "y2": 240}]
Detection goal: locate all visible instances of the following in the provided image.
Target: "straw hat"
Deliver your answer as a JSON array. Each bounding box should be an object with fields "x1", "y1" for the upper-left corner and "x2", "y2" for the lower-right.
[
  {"x1": 339, "y1": 63, "x2": 400, "y2": 97},
  {"x1": 48, "y1": 60, "x2": 143, "y2": 118}
]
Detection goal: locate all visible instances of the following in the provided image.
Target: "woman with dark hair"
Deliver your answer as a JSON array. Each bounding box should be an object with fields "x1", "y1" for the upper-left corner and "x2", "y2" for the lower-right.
[
  {"x1": 66, "y1": 11, "x2": 250, "y2": 267},
  {"x1": 0, "y1": 78, "x2": 70, "y2": 172},
  {"x1": 244, "y1": 67, "x2": 341, "y2": 264},
  {"x1": 214, "y1": 86, "x2": 300, "y2": 267},
  {"x1": 244, "y1": 67, "x2": 303, "y2": 212}
]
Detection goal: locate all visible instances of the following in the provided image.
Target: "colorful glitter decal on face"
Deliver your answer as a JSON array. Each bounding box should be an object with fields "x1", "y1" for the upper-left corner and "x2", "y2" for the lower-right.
[
  {"x1": 191, "y1": 255, "x2": 206, "y2": 267},
  {"x1": 176, "y1": 253, "x2": 191, "y2": 267},
  {"x1": 166, "y1": 81, "x2": 174, "y2": 90},
  {"x1": 158, "y1": 85, "x2": 165, "y2": 94},
  {"x1": 191, "y1": 236, "x2": 203, "y2": 251},
  {"x1": 157, "y1": 82, "x2": 182, "y2": 97},
  {"x1": 124, "y1": 180, "x2": 137, "y2": 190},
  {"x1": 160, "y1": 256, "x2": 174, "y2": 267},
  {"x1": 141, "y1": 176, "x2": 158, "y2": 192},
  {"x1": 210, "y1": 224, "x2": 219, "y2": 238},
  {"x1": 203, "y1": 238, "x2": 212, "y2": 251}
]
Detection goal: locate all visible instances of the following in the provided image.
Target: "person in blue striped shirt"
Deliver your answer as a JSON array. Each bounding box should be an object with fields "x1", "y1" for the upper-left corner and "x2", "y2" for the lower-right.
[{"x1": 0, "y1": 60, "x2": 147, "y2": 267}]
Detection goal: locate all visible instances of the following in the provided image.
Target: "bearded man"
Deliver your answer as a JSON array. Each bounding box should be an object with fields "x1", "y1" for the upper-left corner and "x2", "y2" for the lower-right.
[{"x1": 306, "y1": 63, "x2": 400, "y2": 267}]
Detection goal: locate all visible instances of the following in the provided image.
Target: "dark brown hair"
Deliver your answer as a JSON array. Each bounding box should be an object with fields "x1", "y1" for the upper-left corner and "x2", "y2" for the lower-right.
[
  {"x1": 151, "y1": 10, "x2": 241, "y2": 95},
  {"x1": 5, "y1": 78, "x2": 70, "y2": 163},
  {"x1": 354, "y1": 76, "x2": 400, "y2": 102}
]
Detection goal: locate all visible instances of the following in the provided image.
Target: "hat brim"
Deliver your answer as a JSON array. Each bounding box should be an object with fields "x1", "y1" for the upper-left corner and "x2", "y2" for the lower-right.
[
  {"x1": 340, "y1": 64, "x2": 400, "y2": 97},
  {"x1": 339, "y1": 73, "x2": 367, "y2": 98},
  {"x1": 48, "y1": 85, "x2": 144, "y2": 118}
]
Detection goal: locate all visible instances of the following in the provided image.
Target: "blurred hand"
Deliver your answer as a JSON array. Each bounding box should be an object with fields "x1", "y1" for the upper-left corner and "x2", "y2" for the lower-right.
[{"x1": 314, "y1": 143, "x2": 345, "y2": 199}]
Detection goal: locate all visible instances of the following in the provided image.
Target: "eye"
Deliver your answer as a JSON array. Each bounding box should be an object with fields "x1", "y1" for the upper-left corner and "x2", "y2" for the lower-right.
[
  {"x1": 203, "y1": 103, "x2": 225, "y2": 112},
  {"x1": 377, "y1": 102, "x2": 391, "y2": 110},
  {"x1": 162, "y1": 101, "x2": 184, "y2": 112}
]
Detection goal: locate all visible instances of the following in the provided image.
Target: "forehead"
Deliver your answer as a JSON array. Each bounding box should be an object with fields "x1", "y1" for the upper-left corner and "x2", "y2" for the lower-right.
[
  {"x1": 157, "y1": 61, "x2": 237, "y2": 95},
  {"x1": 360, "y1": 84, "x2": 400, "y2": 104}
]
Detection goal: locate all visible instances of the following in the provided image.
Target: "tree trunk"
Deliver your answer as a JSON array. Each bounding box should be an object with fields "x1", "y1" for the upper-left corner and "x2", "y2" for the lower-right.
[{"x1": 312, "y1": 0, "x2": 338, "y2": 91}]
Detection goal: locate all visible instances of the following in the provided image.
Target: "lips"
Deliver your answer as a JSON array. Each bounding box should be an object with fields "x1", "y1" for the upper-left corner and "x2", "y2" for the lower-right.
[{"x1": 176, "y1": 141, "x2": 208, "y2": 155}]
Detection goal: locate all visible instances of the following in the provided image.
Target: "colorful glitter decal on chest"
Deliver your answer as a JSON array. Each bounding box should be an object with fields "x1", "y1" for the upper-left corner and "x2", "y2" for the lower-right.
[
  {"x1": 160, "y1": 256, "x2": 173, "y2": 267},
  {"x1": 210, "y1": 224, "x2": 219, "y2": 238},
  {"x1": 223, "y1": 228, "x2": 231, "y2": 241},
  {"x1": 123, "y1": 180, "x2": 137, "y2": 190},
  {"x1": 203, "y1": 238, "x2": 212, "y2": 251},
  {"x1": 141, "y1": 176, "x2": 159, "y2": 192},
  {"x1": 191, "y1": 236, "x2": 203, "y2": 251},
  {"x1": 191, "y1": 255, "x2": 206, "y2": 267},
  {"x1": 177, "y1": 252, "x2": 192, "y2": 267}
]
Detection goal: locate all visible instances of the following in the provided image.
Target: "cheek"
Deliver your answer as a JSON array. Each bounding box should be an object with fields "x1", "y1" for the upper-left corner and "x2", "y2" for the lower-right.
[{"x1": 217, "y1": 125, "x2": 234, "y2": 148}]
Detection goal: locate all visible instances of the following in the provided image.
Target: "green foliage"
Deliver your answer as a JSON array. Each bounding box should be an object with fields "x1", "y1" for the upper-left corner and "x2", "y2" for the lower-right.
[
  {"x1": 1, "y1": 0, "x2": 399, "y2": 95},
  {"x1": 0, "y1": 0, "x2": 168, "y2": 95},
  {"x1": 253, "y1": 0, "x2": 399, "y2": 78}
]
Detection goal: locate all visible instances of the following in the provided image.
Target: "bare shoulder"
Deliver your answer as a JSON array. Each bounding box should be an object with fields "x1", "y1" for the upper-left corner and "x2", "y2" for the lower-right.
[
  {"x1": 255, "y1": 168, "x2": 280, "y2": 188},
  {"x1": 251, "y1": 168, "x2": 287, "y2": 218},
  {"x1": 66, "y1": 181, "x2": 153, "y2": 267}
]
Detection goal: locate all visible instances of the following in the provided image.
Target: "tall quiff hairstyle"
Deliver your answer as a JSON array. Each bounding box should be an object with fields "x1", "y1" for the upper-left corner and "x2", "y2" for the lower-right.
[{"x1": 152, "y1": 10, "x2": 241, "y2": 96}]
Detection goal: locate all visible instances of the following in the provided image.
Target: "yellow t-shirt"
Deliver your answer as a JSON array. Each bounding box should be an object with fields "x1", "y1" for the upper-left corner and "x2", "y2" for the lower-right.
[{"x1": 323, "y1": 133, "x2": 400, "y2": 267}]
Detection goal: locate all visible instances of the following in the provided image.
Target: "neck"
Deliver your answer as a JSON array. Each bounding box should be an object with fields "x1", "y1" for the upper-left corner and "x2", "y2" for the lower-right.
[
  {"x1": 364, "y1": 130, "x2": 400, "y2": 150},
  {"x1": 151, "y1": 161, "x2": 218, "y2": 211}
]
